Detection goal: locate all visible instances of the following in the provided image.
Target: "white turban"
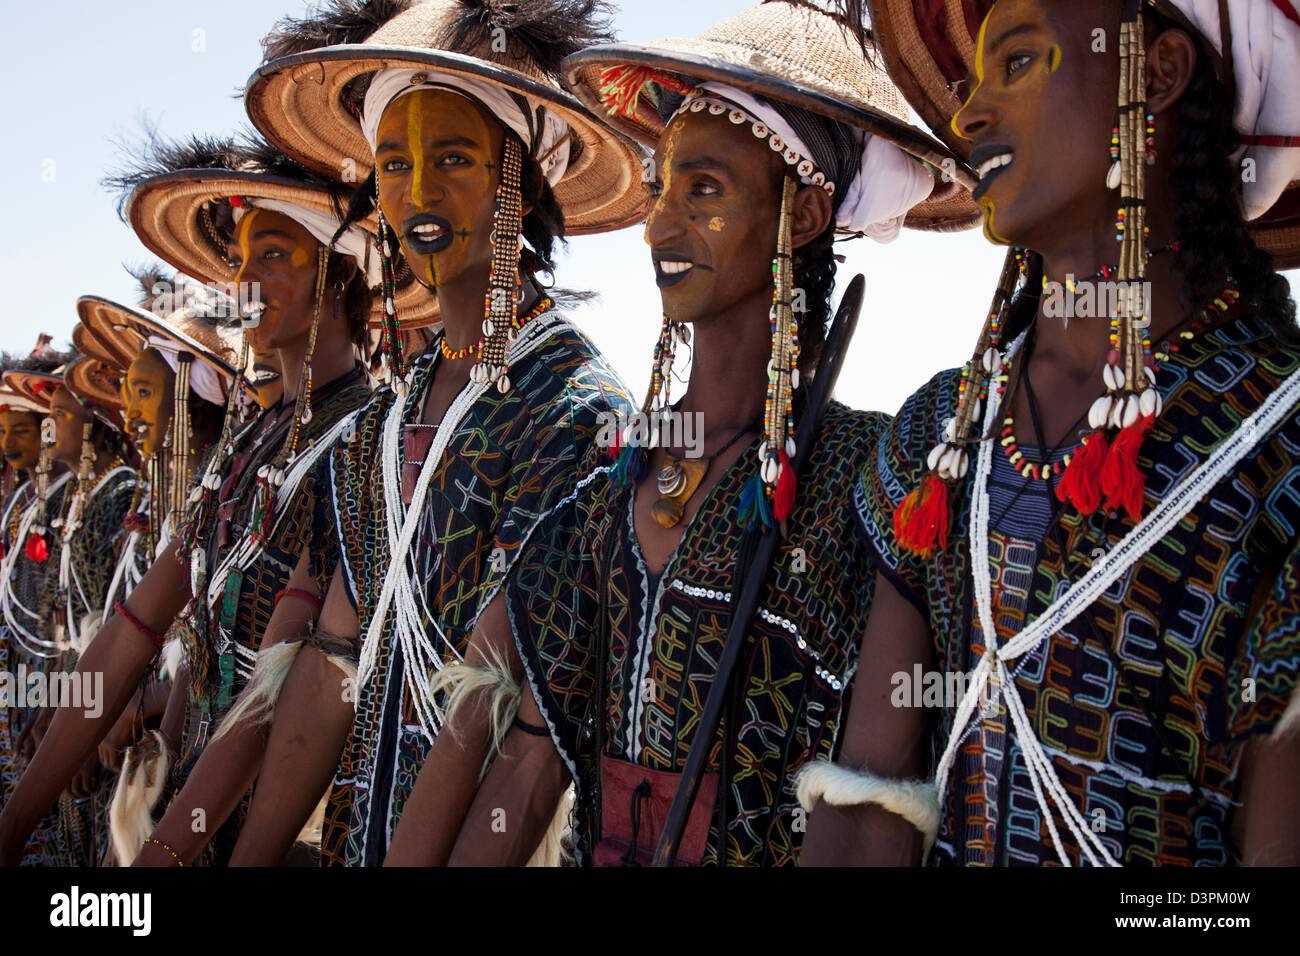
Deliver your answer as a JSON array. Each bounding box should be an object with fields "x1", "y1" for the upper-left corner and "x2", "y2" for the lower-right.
[
  {"x1": 146, "y1": 336, "x2": 230, "y2": 406},
  {"x1": 232, "y1": 199, "x2": 382, "y2": 287},
  {"x1": 360, "y1": 69, "x2": 572, "y2": 187},
  {"x1": 679, "y1": 82, "x2": 934, "y2": 242},
  {"x1": 1168, "y1": 0, "x2": 1300, "y2": 219}
]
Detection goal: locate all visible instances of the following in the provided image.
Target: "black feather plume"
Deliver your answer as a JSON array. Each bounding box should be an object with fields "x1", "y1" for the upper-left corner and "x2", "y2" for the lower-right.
[
  {"x1": 439, "y1": 0, "x2": 617, "y2": 78},
  {"x1": 261, "y1": 0, "x2": 414, "y2": 62}
]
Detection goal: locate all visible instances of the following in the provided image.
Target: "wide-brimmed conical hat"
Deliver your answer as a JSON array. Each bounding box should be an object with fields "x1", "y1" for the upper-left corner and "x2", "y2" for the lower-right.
[
  {"x1": 562, "y1": 0, "x2": 980, "y2": 233},
  {"x1": 244, "y1": 0, "x2": 649, "y2": 235},
  {"x1": 64, "y1": 354, "x2": 126, "y2": 412}
]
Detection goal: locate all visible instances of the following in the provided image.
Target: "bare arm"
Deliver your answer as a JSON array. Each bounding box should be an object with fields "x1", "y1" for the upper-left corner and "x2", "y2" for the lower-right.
[
  {"x1": 385, "y1": 594, "x2": 516, "y2": 866},
  {"x1": 447, "y1": 679, "x2": 570, "y2": 867},
  {"x1": 1236, "y1": 726, "x2": 1300, "y2": 865},
  {"x1": 0, "y1": 539, "x2": 188, "y2": 865},
  {"x1": 800, "y1": 571, "x2": 934, "y2": 866},
  {"x1": 136, "y1": 551, "x2": 323, "y2": 866},
  {"x1": 227, "y1": 563, "x2": 357, "y2": 866}
]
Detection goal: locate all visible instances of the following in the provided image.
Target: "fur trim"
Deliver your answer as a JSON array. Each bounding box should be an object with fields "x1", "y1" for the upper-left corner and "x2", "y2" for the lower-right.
[
  {"x1": 1273, "y1": 682, "x2": 1300, "y2": 740},
  {"x1": 74, "y1": 610, "x2": 103, "y2": 656},
  {"x1": 108, "y1": 730, "x2": 172, "y2": 866},
  {"x1": 524, "y1": 784, "x2": 574, "y2": 867},
  {"x1": 211, "y1": 640, "x2": 307, "y2": 743},
  {"x1": 439, "y1": 0, "x2": 617, "y2": 79},
  {"x1": 794, "y1": 759, "x2": 940, "y2": 859},
  {"x1": 296, "y1": 790, "x2": 330, "y2": 848},
  {"x1": 159, "y1": 636, "x2": 185, "y2": 683},
  {"x1": 261, "y1": 0, "x2": 414, "y2": 62},
  {"x1": 428, "y1": 641, "x2": 522, "y2": 781}
]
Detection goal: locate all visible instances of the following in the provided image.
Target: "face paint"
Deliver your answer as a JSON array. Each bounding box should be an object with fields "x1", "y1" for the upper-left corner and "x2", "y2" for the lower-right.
[
  {"x1": 1, "y1": 408, "x2": 43, "y2": 472},
  {"x1": 248, "y1": 339, "x2": 284, "y2": 410},
  {"x1": 374, "y1": 88, "x2": 503, "y2": 292},
  {"x1": 123, "y1": 348, "x2": 175, "y2": 458},
  {"x1": 48, "y1": 385, "x2": 87, "y2": 466},
  {"x1": 227, "y1": 207, "x2": 323, "y2": 351},
  {"x1": 950, "y1": 0, "x2": 1117, "y2": 251},
  {"x1": 644, "y1": 109, "x2": 787, "y2": 326}
]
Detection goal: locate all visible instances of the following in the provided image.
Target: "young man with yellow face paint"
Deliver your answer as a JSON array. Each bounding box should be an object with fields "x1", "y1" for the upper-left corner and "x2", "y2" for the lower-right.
[
  {"x1": 155, "y1": 0, "x2": 642, "y2": 867},
  {"x1": 804, "y1": 0, "x2": 1300, "y2": 866},
  {"x1": 0, "y1": 134, "x2": 379, "y2": 867}
]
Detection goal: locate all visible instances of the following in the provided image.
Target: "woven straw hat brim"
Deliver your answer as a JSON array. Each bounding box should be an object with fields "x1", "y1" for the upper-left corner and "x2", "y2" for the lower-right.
[
  {"x1": 0, "y1": 388, "x2": 44, "y2": 414},
  {"x1": 125, "y1": 168, "x2": 438, "y2": 330},
  {"x1": 2, "y1": 370, "x2": 62, "y2": 411},
  {"x1": 72, "y1": 321, "x2": 135, "y2": 374},
  {"x1": 65, "y1": 357, "x2": 125, "y2": 412},
  {"x1": 245, "y1": 45, "x2": 649, "y2": 235},
  {"x1": 865, "y1": 0, "x2": 1300, "y2": 259},
  {"x1": 75, "y1": 296, "x2": 240, "y2": 389}
]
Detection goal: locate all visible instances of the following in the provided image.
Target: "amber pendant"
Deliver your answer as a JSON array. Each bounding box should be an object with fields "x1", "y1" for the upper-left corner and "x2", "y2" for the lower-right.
[{"x1": 651, "y1": 457, "x2": 709, "y2": 528}]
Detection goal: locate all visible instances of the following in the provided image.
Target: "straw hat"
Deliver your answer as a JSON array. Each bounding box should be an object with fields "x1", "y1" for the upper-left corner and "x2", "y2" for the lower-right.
[
  {"x1": 115, "y1": 134, "x2": 438, "y2": 330},
  {"x1": 865, "y1": 0, "x2": 1300, "y2": 267},
  {"x1": 0, "y1": 388, "x2": 44, "y2": 415},
  {"x1": 64, "y1": 355, "x2": 126, "y2": 412},
  {"x1": 3, "y1": 369, "x2": 62, "y2": 412},
  {"x1": 562, "y1": 0, "x2": 980, "y2": 232},
  {"x1": 75, "y1": 291, "x2": 240, "y2": 397},
  {"x1": 244, "y1": 0, "x2": 649, "y2": 235}
]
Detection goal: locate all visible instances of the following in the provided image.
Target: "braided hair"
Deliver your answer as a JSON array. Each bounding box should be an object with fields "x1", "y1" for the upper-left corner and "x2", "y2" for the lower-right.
[
  {"x1": 1150, "y1": 7, "x2": 1297, "y2": 340},
  {"x1": 793, "y1": 212, "x2": 837, "y2": 375}
]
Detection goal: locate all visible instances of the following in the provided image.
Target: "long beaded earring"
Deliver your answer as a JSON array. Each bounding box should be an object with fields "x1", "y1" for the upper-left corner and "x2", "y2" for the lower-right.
[
  {"x1": 895, "y1": 247, "x2": 1023, "y2": 557},
  {"x1": 739, "y1": 175, "x2": 799, "y2": 531},
  {"x1": 26, "y1": 430, "x2": 54, "y2": 562},
  {"x1": 611, "y1": 311, "x2": 687, "y2": 488},
  {"x1": 1057, "y1": 0, "x2": 1158, "y2": 521},
  {"x1": 249, "y1": 245, "x2": 328, "y2": 544},
  {"x1": 471, "y1": 136, "x2": 525, "y2": 393},
  {"x1": 376, "y1": 199, "x2": 407, "y2": 396},
  {"x1": 169, "y1": 354, "x2": 193, "y2": 533}
]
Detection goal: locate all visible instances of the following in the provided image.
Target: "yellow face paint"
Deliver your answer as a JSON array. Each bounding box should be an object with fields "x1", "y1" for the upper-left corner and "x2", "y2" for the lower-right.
[
  {"x1": 708, "y1": 216, "x2": 725, "y2": 232},
  {"x1": 290, "y1": 247, "x2": 308, "y2": 268},
  {"x1": 951, "y1": 11, "x2": 993, "y2": 140},
  {"x1": 645, "y1": 119, "x2": 683, "y2": 243},
  {"x1": 1046, "y1": 43, "x2": 1061, "y2": 74},
  {"x1": 233, "y1": 207, "x2": 260, "y2": 285},
  {"x1": 979, "y1": 197, "x2": 1011, "y2": 245}
]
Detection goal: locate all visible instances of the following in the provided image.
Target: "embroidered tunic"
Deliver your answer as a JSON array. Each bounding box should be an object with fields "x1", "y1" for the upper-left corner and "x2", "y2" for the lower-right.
[
  {"x1": 318, "y1": 310, "x2": 633, "y2": 866},
  {"x1": 170, "y1": 365, "x2": 372, "y2": 863},
  {"x1": 509, "y1": 402, "x2": 885, "y2": 865},
  {"x1": 857, "y1": 315, "x2": 1300, "y2": 865}
]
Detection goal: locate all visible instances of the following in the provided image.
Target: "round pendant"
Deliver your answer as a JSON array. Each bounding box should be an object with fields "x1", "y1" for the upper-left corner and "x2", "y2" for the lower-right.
[{"x1": 657, "y1": 462, "x2": 685, "y2": 496}]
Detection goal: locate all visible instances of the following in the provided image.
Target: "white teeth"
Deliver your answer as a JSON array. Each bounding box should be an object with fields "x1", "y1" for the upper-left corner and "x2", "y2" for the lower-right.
[
  {"x1": 413, "y1": 224, "x2": 445, "y2": 238},
  {"x1": 659, "y1": 261, "x2": 693, "y2": 275},
  {"x1": 977, "y1": 153, "x2": 1013, "y2": 180}
]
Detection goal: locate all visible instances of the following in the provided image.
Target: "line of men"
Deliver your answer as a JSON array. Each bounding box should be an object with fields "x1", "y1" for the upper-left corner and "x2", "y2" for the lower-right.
[{"x1": 1, "y1": 0, "x2": 1298, "y2": 867}]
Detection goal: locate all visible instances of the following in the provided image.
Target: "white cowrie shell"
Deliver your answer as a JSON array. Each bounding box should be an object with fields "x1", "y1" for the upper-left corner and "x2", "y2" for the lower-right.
[
  {"x1": 1144, "y1": 365, "x2": 1157, "y2": 386},
  {"x1": 790, "y1": 367, "x2": 800, "y2": 390},
  {"x1": 927, "y1": 443, "x2": 947, "y2": 471},
  {"x1": 982, "y1": 347, "x2": 999, "y2": 373},
  {"x1": 1122, "y1": 395, "x2": 1140, "y2": 428},
  {"x1": 1089, "y1": 396, "x2": 1113, "y2": 430},
  {"x1": 943, "y1": 417, "x2": 957, "y2": 443},
  {"x1": 970, "y1": 397, "x2": 982, "y2": 422},
  {"x1": 1103, "y1": 364, "x2": 1118, "y2": 391},
  {"x1": 1109, "y1": 399, "x2": 1126, "y2": 430},
  {"x1": 1139, "y1": 388, "x2": 1158, "y2": 417},
  {"x1": 785, "y1": 436, "x2": 796, "y2": 458},
  {"x1": 1106, "y1": 161, "x2": 1122, "y2": 190},
  {"x1": 957, "y1": 450, "x2": 970, "y2": 478}
]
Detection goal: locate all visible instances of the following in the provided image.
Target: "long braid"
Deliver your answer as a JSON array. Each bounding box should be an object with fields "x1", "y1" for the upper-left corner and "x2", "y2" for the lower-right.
[{"x1": 1153, "y1": 8, "x2": 1297, "y2": 339}]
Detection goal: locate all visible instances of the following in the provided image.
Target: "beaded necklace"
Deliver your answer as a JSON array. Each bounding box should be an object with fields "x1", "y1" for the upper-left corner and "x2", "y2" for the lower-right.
[
  {"x1": 440, "y1": 295, "x2": 554, "y2": 360},
  {"x1": 996, "y1": 285, "x2": 1239, "y2": 483}
]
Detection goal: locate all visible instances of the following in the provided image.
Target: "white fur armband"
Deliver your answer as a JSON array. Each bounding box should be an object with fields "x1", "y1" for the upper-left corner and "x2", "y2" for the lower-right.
[
  {"x1": 795, "y1": 760, "x2": 940, "y2": 857},
  {"x1": 1273, "y1": 683, "x2": 1300, "y2": 740}
]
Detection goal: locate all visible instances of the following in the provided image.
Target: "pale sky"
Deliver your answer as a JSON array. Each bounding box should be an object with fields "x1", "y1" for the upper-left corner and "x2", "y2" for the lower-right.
[{"x1": 2, "y1": 1, "x2": 1293, "y2": 417}]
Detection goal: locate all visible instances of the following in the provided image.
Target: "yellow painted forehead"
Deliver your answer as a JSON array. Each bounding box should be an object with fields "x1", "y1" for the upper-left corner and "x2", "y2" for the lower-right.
[{"x1": 376, "y1": 87, "x2": 496, "y2": 148}]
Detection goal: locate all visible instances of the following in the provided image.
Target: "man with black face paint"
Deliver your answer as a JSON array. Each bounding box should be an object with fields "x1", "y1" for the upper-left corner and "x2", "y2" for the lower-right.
[
  {"x1": 805, "y1": 0, "x2": 1300, "y2": 866},
  {"x1": 138, "y1": 0, "x2": 643, "y2": 867},
  {"x1": 381, "y1": 1, "x2": 977, "y2": 867}
]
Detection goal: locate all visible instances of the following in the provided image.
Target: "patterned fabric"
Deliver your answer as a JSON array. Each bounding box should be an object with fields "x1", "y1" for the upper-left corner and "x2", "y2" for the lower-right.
[
  {"x1": 0, "y1": 477, "x2": 71, "y2": 866},
  {"x1": 857, "y1": 313, "x2": 1300, "y2": 866},
  {"x1": 170, "y1": 366, "x2": 372, "y2": 865},
  {"x1": 510, "y1": 401, "x2": 885, "y2": 866},
  {"x1": 319, "y1": 312, "x2": 634, "y2": 866}
]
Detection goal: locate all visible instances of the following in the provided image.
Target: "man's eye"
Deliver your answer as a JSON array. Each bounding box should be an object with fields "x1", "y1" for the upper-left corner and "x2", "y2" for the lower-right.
[
  {"x1": 692, "y1": 181, "x2": 720, "y2": 197},
  {"x1": 439, "y1": 153, "x2": 470, "y2": 168},
  {"x1": 1006, "y1": 54, "x2": 1032, "y2": 76},
  {"x1": 261, "y1": 249, "x2": 282, "y2": 261},
  {"x1": 382, "y1": 158, "x2": 409, "y2": 173}
]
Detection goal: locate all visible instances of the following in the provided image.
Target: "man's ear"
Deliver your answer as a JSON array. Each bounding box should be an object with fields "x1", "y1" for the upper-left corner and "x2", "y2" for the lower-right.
[
  {"x1": 1146, "y1": 27, "x2": 1197, "y2": 116},
  {"x1": 791, "y1": 182, "x2": 834, "y2": 251}
]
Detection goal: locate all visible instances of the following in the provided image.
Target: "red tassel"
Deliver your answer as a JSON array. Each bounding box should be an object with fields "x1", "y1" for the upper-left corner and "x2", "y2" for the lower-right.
[
  {"x1": 1056, "y1": 431, "x2": 1110, "y2": 515},
  {"x1": 894, "y1": 472, "x2": 950, "y2": 558},
  {"x1": 609, "y1": 423, "x2": 622, "y2": 459},
  {"x1": 25, "y1": 533, "x2": 47, "y2": 563},
  {"x1": 1101, "y1": 414, "x2": 1154, "y2": 520},
  {"x1": 773, "y1": 449, "x2": 796, "y2": 523}
]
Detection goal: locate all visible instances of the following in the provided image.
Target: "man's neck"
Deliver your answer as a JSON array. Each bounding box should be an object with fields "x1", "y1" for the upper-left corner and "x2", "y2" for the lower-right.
[
  {"x1": 434, "y1": 265, "x2": 543, "y2": 352},
  {"x1": 678, "y1": 286, "x2": 772, "y2": 447}
]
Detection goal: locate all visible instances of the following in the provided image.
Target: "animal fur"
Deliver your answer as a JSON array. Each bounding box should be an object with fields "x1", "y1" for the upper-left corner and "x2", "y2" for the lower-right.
[
  {"x1": 159, "y1": 636, "x2": 185, "y2": 683},
  {"x1": 438, "y1": 0, "x2": 617, "y2": 79},
  {"x1": 794, "y1": 759, "x2": 940, "y2": 858},
  {"x1": 260, "y1": 0, "x2": 415, "y2": 62},
  {"x1": 212, "y1": 639, "x2": 358, "y2": 743},
  {"x1": 108, "y1": 730, "x2": 172, "y2": 866},
  {"x1": 524, "y1": 784, "x2": 574, "y2": 867},
  {"x1": 428, "y1": 640, "x2": 522, "y2": 781},
  {"x1": 1274, "y1": 683, "x2": 1300, "y2": 740},
  {"x1": 75, "y1": 611, "x2": 103, "y2": 656}
]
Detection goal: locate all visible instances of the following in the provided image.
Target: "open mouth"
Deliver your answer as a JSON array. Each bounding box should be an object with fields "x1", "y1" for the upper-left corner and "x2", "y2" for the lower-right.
[
  {"x1": 970, "y1": 145, "x2": 1015, "y2": 201},
  {"x1": 653, "y1": 254, "x2": 704, "y2": 289},
  {"x1": 241, "y1": 299, "x2": 266, "y2": 329},
  {"x1": 403, "y1": 214, "x2": 453, "y2": 256},
  {"x1": 251, "y1": 364, "x2": 281, "y2": 387}
]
